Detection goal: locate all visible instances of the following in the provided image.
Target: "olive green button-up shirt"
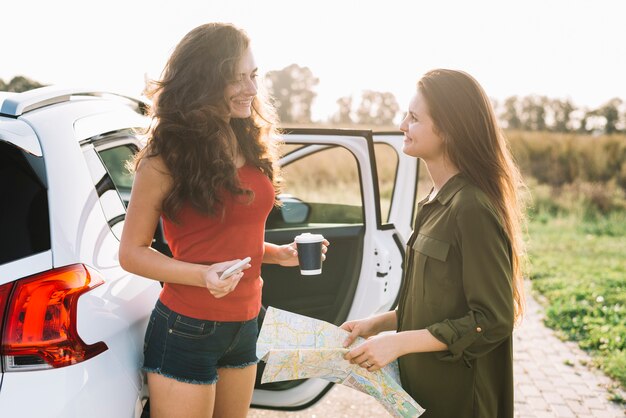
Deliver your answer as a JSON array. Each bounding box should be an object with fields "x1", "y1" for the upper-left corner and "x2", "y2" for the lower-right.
[{"x1": 397, "y1": 174, "x2": 514, "y2": 418}]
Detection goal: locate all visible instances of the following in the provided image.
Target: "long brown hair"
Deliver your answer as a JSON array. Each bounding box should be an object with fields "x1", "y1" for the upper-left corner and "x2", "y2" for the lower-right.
[
  {"x1": 135, "y1": 23, "x2": 280, "y2": 220},
  {"x1": 418, "y1": 69, "x2": 526, "y2": 322}
]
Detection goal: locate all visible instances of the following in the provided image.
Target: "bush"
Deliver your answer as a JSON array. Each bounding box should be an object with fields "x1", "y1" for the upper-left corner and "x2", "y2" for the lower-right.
[
  {"x1": 507, "y1": 130, "x2": 626, "y2": 190},
  {"x1": 526, "y1": 177, "x2": 626, "y2": 233}
]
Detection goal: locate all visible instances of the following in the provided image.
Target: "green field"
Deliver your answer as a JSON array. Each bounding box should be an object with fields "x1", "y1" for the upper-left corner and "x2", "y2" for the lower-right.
[
  {"x1": 512, "y1": 131, "x2": 626, "y2": 398},
  {"x1": 527, "y1": 213, "x2": 626, "y2": 399}
]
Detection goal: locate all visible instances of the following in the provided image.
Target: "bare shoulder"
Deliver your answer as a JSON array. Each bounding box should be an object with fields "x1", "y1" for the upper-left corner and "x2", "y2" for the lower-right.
[
  {"x1": 137, "y1": 154, "x2": 172, "y2": 180},
  {"x1": 137, "y1": 154, "x2": 169, "y2": 175},
  {"x1": 134, "y1": 154, "x2": 173, "y2": 196}
]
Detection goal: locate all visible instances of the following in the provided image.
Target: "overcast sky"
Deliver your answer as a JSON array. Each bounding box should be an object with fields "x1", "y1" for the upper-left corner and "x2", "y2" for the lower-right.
[{"x1": 3, "y1": 0, "x2": 625, "y2": 120}]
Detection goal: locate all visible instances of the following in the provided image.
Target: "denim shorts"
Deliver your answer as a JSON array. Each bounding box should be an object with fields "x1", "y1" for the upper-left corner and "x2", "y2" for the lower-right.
[{"x1": 142, "y1": 299, "x2": 259, "y2": 385}]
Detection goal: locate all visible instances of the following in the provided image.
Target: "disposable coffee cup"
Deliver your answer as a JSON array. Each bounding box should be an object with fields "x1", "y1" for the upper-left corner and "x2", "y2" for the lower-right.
[{"x1": 294, "y1": 233, "x2": 324, "y2": 275}]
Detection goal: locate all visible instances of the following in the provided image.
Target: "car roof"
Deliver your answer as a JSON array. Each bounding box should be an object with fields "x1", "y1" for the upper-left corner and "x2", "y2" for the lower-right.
[
  {"x1": 0, "y1": 87, "x2": 150, "y2": 155},
  {"x1": 0, "y1": 86, "x2": 149, "y2": 118}
]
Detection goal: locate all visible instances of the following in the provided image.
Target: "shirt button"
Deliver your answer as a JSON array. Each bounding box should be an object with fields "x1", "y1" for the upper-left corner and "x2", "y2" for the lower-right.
[
  {"x1": 168, "y1": 329, "x2": 173, "y2": 334},
  {"x1": 476, "y1": 327, "x2": 482, "y2": 333}
]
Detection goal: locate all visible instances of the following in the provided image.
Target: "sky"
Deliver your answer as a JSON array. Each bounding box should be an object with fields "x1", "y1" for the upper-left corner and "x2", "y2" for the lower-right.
[{"x1": 3, "y1": 0, "x2": 626, "y2": 121}]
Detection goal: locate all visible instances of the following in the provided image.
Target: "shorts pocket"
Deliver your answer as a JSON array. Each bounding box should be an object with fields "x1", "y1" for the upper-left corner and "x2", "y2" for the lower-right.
[
  {"x1": 170, "y1": 315, "x2": 217, "y2": 339},
  {"x1": 143, "y1": 313, "x2": 157, "y2": 352}
]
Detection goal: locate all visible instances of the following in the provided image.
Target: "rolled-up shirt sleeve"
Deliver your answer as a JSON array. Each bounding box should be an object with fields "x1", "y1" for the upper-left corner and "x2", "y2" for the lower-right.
[{"x1": 426, "y1": 200, "x2": 514, "y2": 366}]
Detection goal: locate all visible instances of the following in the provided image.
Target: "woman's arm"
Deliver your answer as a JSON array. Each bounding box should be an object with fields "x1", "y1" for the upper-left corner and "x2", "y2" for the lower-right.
[
  {"x1": 119, "y1": 156, "x2": 243, "y2": 297},
  {"x1": 262, "y1": 242, "x2": 298, "y2": 266},
  {"x1": 390, "y1": 329, "x2": 448, "y2": 356},
  {"x1": 344, "y1": 329, "x2": 447, "y2": 371}
]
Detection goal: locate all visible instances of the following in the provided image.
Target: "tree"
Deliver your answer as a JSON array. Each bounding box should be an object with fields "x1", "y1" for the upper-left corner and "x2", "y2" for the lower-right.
[
  {"x1": 520, "y1": 95, "x2": 548, "y2": 131},
  {"x1": 598, "y1": 98, "x2": 622, "y2": 134},
  {"x1": 549, "y1": 98, "x2": 575, "y2": 132},
  {"x1": 578, "y1": 108, "x2": 592, "y2": 133},
  {"x1": 501, "y1": 96, "x2": 521, "y2": 130},
  {"x1": 264, "y1": 64, "x2": 319, "y2": 124},
  {"x1": 2, "y1": 76, "x2": 45, "y2": 92},
  {"x1": 355, "y1": 90, "x2": 399, "y2": 126},
  {"x1": 332, "y1": 96, "x2": 353, "y2": 124}
]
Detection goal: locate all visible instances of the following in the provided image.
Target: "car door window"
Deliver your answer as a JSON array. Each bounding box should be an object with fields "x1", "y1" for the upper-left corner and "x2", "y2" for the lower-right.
[
  {"x1": 374, "y1": 143, "x2": 399, "y2": 223},
  {"x1": 270, "y1": 145, "x2": 363, "y2": 227},
  {"x1": 98, "y1": 144, "x2": 136, "y2": 204}
]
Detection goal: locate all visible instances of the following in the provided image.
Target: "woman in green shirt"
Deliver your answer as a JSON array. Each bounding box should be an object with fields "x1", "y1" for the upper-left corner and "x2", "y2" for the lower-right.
[{"x1": 342, "y1": 69, "x2": 526, "y2": 418}]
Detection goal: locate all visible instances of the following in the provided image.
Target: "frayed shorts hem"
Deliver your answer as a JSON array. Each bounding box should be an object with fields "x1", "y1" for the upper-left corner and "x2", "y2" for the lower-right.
[
  {"x1": 142, "y1": 367, "x2": 218, "y2": 385},
  {"x1": 219, "y1": 359, "x2": 260, "y2": 370}
]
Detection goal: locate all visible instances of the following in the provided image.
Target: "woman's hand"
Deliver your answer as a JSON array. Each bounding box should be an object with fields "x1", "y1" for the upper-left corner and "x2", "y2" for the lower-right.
[
  {"x1": 202, "y1": 259, "x2": 251, "y2": 298},
  {"x1": 266, "y1": 239, "x2": 330, "y2": 266},
  {"x1": 344, "y1": 333, "x2": 401, "y2": 372},
  {"x1": 340, "y1": 316, "x2": 382, "y2": 347}
]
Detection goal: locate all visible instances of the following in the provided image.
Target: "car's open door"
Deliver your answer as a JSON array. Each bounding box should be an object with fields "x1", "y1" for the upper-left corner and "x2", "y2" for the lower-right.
[{"x1": 252, "y1": 128, "x2": 420, "y2": 410}]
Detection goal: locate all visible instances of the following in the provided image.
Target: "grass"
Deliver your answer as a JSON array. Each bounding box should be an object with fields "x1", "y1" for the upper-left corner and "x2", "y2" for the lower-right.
[{"x1": 527, "y1": 212, "x2": 626, "y2": 393}]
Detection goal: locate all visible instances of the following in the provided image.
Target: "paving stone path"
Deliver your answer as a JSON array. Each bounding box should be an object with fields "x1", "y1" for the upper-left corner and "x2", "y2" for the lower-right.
[
  {"x1": 248, "y1": 281, "x2": 625, "y2": 417},
  {"x1": 512, "y1": 281, "x2": 624, "y2": 417}
]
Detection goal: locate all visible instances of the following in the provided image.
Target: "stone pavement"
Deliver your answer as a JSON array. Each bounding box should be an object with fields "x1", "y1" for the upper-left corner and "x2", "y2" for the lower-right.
[
  {"x1": 513, "y1": 281, "x2": 625, "y2": 417},
  {"x1": 248, "y1": 281, "x2": 625, "y2": 417}
]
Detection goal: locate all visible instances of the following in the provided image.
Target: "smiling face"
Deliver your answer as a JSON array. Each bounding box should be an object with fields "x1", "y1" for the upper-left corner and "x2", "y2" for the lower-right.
[
  {"x1": 399, "y1": 91, "x2": 444, "y2": 161},
  {"x1": 224, "y1": 47, "x2": 258, "y2": 120}
]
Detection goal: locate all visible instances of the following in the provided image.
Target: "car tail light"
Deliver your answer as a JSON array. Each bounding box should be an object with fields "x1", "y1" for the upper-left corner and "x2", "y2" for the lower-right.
[
  {"x1": 0, "y1": 282, "x2": 14, "y2": 329},
  {"x1": 0, "y1": 264, "x2": 108, "y2": 371}
]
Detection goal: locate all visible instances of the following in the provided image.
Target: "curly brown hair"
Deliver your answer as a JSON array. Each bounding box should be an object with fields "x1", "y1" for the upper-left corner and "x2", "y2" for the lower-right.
[{"x1": 135, "y1": 23, "x2": 281, "y2": 221}]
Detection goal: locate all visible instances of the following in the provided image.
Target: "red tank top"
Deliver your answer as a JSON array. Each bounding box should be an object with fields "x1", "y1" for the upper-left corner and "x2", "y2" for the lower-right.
[{"x1": 159, "y1": 164, "x2": 274, "y2": 321}]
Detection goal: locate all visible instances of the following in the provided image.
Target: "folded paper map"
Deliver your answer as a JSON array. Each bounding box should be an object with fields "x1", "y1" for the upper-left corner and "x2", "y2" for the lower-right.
[{"x1": 256, "y1": 307, "x2": 425, "y2": 417}]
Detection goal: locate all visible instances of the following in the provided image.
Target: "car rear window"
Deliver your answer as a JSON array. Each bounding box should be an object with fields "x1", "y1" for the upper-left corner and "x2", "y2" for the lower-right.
[
  {"x1": 0, "y1": 141, "x2": 50, "y2": 264},
  {"x1": 98, "y1": 144, "x2": 136, "y2": 193}
]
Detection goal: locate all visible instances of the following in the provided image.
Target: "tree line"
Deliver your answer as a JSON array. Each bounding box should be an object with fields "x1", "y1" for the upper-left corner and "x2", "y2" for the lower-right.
[
  {"x1": 265, "y1": 64, "x2": 625, "y2": 134},
  {"x1": 497, "y1": 95, "x2": 624, "y2": 135},
  {"x1": 264, "y1": 64, "x2": 401, "y2": 127},
  {"x1": 5, "y1": 70, "x2": 625, "y2": 135}
]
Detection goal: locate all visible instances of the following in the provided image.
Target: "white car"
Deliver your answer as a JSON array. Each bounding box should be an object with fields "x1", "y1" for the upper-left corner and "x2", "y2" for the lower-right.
[{"x1": 0, "y1": 86, "x2": 421, "y2": 417}]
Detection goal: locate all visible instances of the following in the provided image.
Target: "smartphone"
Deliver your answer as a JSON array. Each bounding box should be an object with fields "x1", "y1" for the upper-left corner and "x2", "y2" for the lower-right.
[{"x1": 219, "y1": 257, "x2": 251, "y2": 281}]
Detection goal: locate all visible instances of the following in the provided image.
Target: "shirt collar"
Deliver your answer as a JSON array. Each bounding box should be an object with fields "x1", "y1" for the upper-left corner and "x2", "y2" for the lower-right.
[{"x1": 427, "y1": 173, "x2": 468, "y2": 206}]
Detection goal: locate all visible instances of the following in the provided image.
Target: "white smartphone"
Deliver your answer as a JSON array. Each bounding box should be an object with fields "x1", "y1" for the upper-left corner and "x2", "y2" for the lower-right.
[{"x1": 219, "y1": 257, "x2": 251, "y2": 281}]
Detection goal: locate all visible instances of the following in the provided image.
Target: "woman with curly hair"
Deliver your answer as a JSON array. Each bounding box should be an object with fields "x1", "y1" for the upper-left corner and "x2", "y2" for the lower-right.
[
  {"x1": 119, "y1": 23, "x2": 319, "y2": 418},
  {"x1": 342, "y1": 69, "x2": 526, "y2": 418}
]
